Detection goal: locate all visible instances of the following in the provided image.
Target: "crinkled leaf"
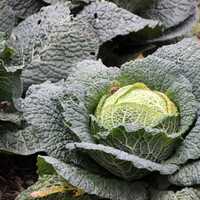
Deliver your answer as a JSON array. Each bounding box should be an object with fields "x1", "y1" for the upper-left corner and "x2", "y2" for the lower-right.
[
  {"x1": 166, "y1": 116, "x2": 200, "y2": 165},
  {"x1": 151, "y1": 188, "x2": 200, "y2": 200},
  {"x1": 0, "y1": 126, "x2": 40, "y2": 154},
  {"x1": 149, "y1": 12, "x2": 198, "y2": 42},
  {"x1": 0, "y1": 81, "x2": 74, "y2": 156},
  {"x1": 38, "y1": 155, "x2": 149, "y2": 200},
  {"x1": 91, "y1": 121, "x2": 180, "y2": 163},
  {"x1": 8, "y1": 0, "x2": 46, "y2": 19},
  {"x1": 118, "y1": 0, "x2": 198, "y2": 42},
  {"x1": 153, "y1": 37, "x2": 200, "y2": 101},
  {"x1": 63, "y1": 58, "x2": 195, "y2": 180},
  {"x1": 18, "y1": 14, "x2": 100, "y2": 88},
  {"x1": 11, "y1": 3, "x2": 100, "y2": 89},
  {"x1": 143, "y1": 0, "x2": 197, "y2": 29},
  {"x1": 78, "y1": 1, "x2": 162, "y2": 43},
  {"x1": 106, "y1": 0, "x2": 197, "y2": 30},
  {"x1": 61, "y1": 60, "x2": 120, "y2": 143},
  {"x1": 0, "y1": 1, "x2": 15, "y2": 35},
  {"x1": 66, "y1": 142, "x2": 178, "y2": 180},
  {"x1": 67, "y1": 60, "x2": 121, "y2": 109},
  {"x1": 152, "y1": 37, "x2": 200, "y2": 165},
  {"x1": 169, "y1": 160, "x2": 200, "y2": 186},
  {"x1": 0, "y1": 80, "x2": 105, "y2": 174},
  {"x1": 0, "y1": 0, "x2": 45, "y2": 35},
  {"x1": 11, "y1": 3, "x2": 71, "y2": 65}
]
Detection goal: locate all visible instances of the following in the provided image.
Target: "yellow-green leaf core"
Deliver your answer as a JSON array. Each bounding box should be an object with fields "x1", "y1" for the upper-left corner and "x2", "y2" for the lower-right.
[{"x1": 95, "y1": 82, "x2": 179, "y2": 130}]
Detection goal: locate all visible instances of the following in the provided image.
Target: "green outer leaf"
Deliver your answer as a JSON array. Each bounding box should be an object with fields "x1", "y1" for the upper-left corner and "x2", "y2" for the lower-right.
[
  {"x1": 78, "y1": 1, "x2": 162, "y2": 43},
  {"x1": 152, "y1": 37, "x2": 200, "y2": 165},
  {"x1": 67, "y1": 60, "x2": 121, "y2": 112},
  {"x1": 62, "y1": 60, "x2": 120, "y2": 143},
  {"x1": 8, "y1": 0, "x2": 45, "y2": 19},
  {"x1": 0, "y1": 80, "x2": 106, "y2": 175},
  {"x1": 0, "y1": 81, "x2": 76, "y2": 157},
  {"x1": 151, "y1": 188, "x2": 200, "y2": 200},
  {"x1": 91, "y1": 121, "x2": 180, "y2": 163},
  {"x1": 148, "y1": 12, "x2": 198, "y2": 43},
  {"x1": 0, "y1": 64, "x2": 22, "y2": 102},
  {"x1": 169, "y1": 160, "x2": 200, "y2": 186},
  {"x1": 65, "y1": 142, "x2": 178, "y2": 180},
  {"x1": 143, "y1": 0, "x2": 197, "y2": 28},
  {"x1": 11, "y1": 3, "x2": 71, "y2": 66},
  {"x1": 0, "y1": 1, "x2": 15, "y2": 35},
  {"x1": 166, "y1": 116, "x2": 200, "y2": 165},
  {"x1": 153, "y1": 37, "x2": 200, "y2": 101},
  {"x1": 21, "y1": 17, "x2": 100, "y2": 89},
  {"x1": 0, "y1": 126, "x2": 41, "y2": 154},
  {"x1": 38, "y1": 155, "x2": 149, "y2": 200}
]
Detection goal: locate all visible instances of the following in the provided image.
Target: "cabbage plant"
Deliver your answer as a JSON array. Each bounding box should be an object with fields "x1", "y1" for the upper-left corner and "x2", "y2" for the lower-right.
[{"x1": 1, "y1": 37, "x2": 200, "y2": 200}]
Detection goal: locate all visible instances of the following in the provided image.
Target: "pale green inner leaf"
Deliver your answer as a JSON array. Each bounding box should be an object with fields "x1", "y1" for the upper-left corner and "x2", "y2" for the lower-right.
[{"x1": 95, "y1": 82, "x2": 179, "y2": 131}]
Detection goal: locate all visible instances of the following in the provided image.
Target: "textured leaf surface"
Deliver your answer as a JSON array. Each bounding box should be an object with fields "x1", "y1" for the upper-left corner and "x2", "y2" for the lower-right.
[
  {"x1": 154, "y1": 37, "x2": 200, "y2": 101},
  {"x1": 0, "y1": 80, "x2": 105, "y2": 174},
  {"x1": 121, "y1": 58, "x2": 197, "y2": 139},
  {"x1": 22, "y1": 18, "x2": 100, "y2": 89},
  {"x1": 0, "y1": 81, "x2": 72, "y2": 156},
  {"x1": 62, "y1": 60, "x2": 120, "y2": 142},
  {"x1": 11, "y1": 3, "x2": 71, "y2": 65},
  {"x1": 143, "y1": 0, "x2": 197, "y2": 28},
  {"x1": 64, "y1": 58, "x2": 195, "y2": 180},
  {"x1": 152, "y1": 37, "x2": 200, "y2": 165},
  {"x1": 169, "y1": 160, "x2": 200, "y2": 186},
  {"x1": 38, "y1": 156, "x2": 149, "y2": 200},
  {"x1": 0, "y1": 0, "x2": 44, "y2": 35},
  {"x1": 78, "y1": 1, "x2": 162, "y2": 43},
  {"x1": 0, "y1": 0, "x2": 15, "y2": 35},
  {"x1": 8, "y1": 0, "x2": 46, "y2": 19},
  {"x1": 91, "y1": 122, "x2": 180, "y2": 163},
  {"x1": 149, "y1": 12, "x2": 197, "y2": 42},
  {"x1": 66, "y1": 142, "x2": 178, "y2": 180},
  {"x1": 152, "y1": 188, "x2": 200, "y2": 200}
]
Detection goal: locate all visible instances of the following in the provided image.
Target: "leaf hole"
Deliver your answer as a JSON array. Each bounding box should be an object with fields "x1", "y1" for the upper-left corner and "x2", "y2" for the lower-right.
[
  {"x1": 90, "y1": 52, "x2": 95, "y2": 56},
  {"x1": 37, "y1": 19, "x2": 41, "y2": 25},
  {"x1": 94, "y1": 13, "x2": 98, "y2": 19}
]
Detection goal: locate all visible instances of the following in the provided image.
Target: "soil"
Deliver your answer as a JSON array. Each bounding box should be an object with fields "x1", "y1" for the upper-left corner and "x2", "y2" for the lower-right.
[{"x1": 0, "y1": 154, "x2": 38, "y2": 200}]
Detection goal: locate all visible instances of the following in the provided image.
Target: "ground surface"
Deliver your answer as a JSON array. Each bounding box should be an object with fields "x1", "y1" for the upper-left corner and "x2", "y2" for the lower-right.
[{"x1": 0, "y1": 154, "x2": 37, "y2": 200}]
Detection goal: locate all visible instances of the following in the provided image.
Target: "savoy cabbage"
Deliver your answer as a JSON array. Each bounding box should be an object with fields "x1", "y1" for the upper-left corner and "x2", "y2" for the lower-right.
[
  {"x1": 0, "y1": 0, "x2": 200, "y2": 200},
  {"x1": 1, "y1": 37, "x2": 200, "y2": 200}
]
